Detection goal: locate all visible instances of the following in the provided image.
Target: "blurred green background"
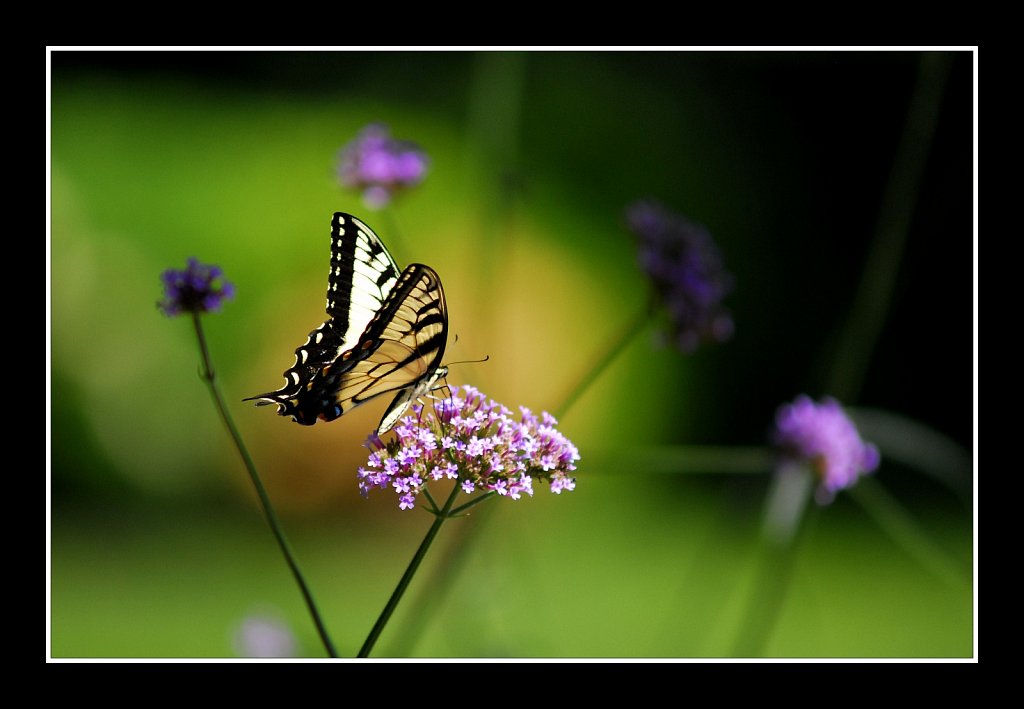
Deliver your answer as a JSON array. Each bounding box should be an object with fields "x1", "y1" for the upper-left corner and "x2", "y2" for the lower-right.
[{"x1": 49, "y1": 50, "x2": 974, "y2": 658}]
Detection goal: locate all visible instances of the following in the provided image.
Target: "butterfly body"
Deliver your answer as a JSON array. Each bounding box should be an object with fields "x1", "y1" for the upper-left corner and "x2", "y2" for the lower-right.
[{"x1": 246, "y1": 213, "x2": 448, "y2": 433}]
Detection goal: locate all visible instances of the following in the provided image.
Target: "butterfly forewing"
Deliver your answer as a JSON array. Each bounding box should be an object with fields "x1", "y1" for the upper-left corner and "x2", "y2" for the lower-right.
[
  {"x1": 328, "y1": 213, "x2": 400, "y2": 352},
  {"x1": 246, "y1": 213, "x2": 448, "y2": 433}
]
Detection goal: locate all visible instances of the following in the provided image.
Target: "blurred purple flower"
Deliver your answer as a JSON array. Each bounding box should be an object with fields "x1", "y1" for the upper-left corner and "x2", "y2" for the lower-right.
[
  {"x1": 358, "y1": 385, "x2": 579, "y2": 510},
  {"x1": 232, "y1": 614, "x2": 299, "y2": 658},
  {"x1": 158, "y1": 257, "x2": 235, "y2": 317},
  {"x1": 625, "y1": 200, "x2": 734, "y2": 353},
  {"x1": 773, "y1": 395, "x2": 880, "y2": 503},
  {"x1": 337, "y1": 123, "x2": 428, "y2": 208}
]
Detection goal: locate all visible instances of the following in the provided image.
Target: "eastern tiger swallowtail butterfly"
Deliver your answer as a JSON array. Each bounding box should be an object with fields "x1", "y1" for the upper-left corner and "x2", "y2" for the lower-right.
[{"x1": 245, "y1": 212, "x2": 448, "y2": 434}]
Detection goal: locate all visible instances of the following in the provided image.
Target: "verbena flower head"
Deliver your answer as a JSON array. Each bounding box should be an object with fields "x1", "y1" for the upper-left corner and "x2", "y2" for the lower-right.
[
  {"x1": 337, "y1": 123, "x2": 428, "y2": 209},
  {"x1": 773, "y1": 395, "x2": 880, "y2": 504},
  {"x1": 232, "y1": 614, "x2": 299, "y2": 658},
  {"x1": 158, "y1": 257, "x2": 235, "y2": 316},
  {"x1": 626, "y1": 200, "x2": 734, "y2": 353},
  {"x1": 358, "y1": 385, "x2": 579, "y2": 510}
]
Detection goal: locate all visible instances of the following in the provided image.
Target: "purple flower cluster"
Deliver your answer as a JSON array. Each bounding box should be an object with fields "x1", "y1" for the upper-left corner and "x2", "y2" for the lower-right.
[
  {"x1": 773, "y1": 395, "x2": 880, "y2": 503},
  {"x1": 337, "y1": 123, "x2": 428, "y2": 208},
  {"x1": 232, "y1": 614, "x2": 299, "y2": 658},
  {"x1": 626, "y1": 200, "x2": 734, "y2": 353},
  {"x1": 358, "y1": 385, "x2": 580, "y2": 510},
  {"x1": 158, "y1": 258, "x2": 235, "y2": 317}
]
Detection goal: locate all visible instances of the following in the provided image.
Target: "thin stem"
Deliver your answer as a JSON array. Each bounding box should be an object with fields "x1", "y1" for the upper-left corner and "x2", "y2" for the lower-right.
[
  {"x1": 848, "y1": 477, "x2": 966, "y2": 589},
  {"x1": 379, "y1": 206, "x2": 408, "y2": 264},
  {"x1": 732, "y1": 505, "x2": 817, "y2": 657},
  {"x1": 737, "y1": 53, "x2": 952, "y2": 658},
  {"x1": 467, "y1": 52, "x2": 527, "y2": 299},
  {"x1": 849, "y1": 407, "x2": 972, "y2": 500},
  {"x1": 555, "y1": 303, "x2": 653, "y2": 421},
  {"x1": 191, "y1": 314, "x2": 338, "y2": 658},
  {"x1": 587, "y1": 445, "x2": 774, "y2": 476},
  {"x1": 826, "y1": 53, "x2": 952, "y2": 401},
  {"x1": 358, "y1": 481, "x2": 463, "y2": 658},
  {"x1": 421, "y1": 485, "x2": 440, "y2": 515},
  {"x1": 391, "y1": 301, "x2": 654, "y2": 655},
  {"x1": 449, "y1": 490, "x2": 497, "y2": 517}
]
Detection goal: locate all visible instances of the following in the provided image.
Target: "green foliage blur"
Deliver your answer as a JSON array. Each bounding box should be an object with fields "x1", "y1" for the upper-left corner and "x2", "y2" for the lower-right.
[{"x1": 49, "y1": 50, "x2": 974, "y2": 659}]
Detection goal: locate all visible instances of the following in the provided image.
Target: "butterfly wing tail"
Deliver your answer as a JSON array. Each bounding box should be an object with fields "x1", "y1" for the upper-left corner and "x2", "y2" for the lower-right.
[
  {"x1": 242, "y1": 389, "x2": 319, "y2": 424},
  {"x1": 243, "y1": 393, "x2": 282, "y2": 406}
]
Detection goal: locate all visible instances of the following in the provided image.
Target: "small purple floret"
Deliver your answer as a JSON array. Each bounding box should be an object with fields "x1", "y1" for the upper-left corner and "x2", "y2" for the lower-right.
[
  {"x1": 359, "y1": 385, "x2": 580, "y2": 510},
  {"x1": 337, "y1": 123, "x2": 428, "y2": 208},
  {"x1": 773, "y1": 395, "x2": 880, "y2": 503},
  {"x1": 626, "y1": 200, "x2": 734, "y2": 352},
  {"x1": 158, "y1": 257, "x2": 234, "y2": 316}
]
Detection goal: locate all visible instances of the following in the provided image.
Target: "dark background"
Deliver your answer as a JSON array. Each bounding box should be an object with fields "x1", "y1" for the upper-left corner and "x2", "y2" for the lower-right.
[{"x1": 49, "y1": 50, "x2": 974, "y2": 658}]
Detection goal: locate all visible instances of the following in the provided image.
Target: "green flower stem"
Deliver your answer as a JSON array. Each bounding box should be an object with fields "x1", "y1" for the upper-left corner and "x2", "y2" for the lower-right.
[
  {"x1": 358, "y1": 481, "x2": 463, "y2": 658},
  {"x1": 735, "y1": 463, "x2": 814, "y2": 656},
  {"x1": 421, "y1": 485, "x2": 440, "y2": 515},
  {"x1": 391, "y1": 303, "x2": 654, "y2": 656},
  {"x1": 736, "y1": 53, "x2": 953, "y2": 657},
  {"x1": 848, "y1": 477, "x2": 967, "y2": 589},
  {"x1": 191, "y1": 313, "x2": 338, "y2": 659},
  {"x1": 467, "y1": 51, "x2": 527, "y2": 290},
  {"x1": 555, "y1": 304, "x2": 653, "y2": 421},
  {"x1": 826, "y1": 53, "x2": 952, "y2": 401},
  {"x1": 380, "y1": 206, "x2": 408, "y2": 264},
  {"x1": 732, "y1": 504, "x2": 818, "y2": 657},
  {"x1": 849, "y1": 407, "x2": 972, "y2": 499},
  {"x1": 449, "y1": 491, "x2": 497, "y2": 517},
  {"x1": 587, "y1": 445, "x2": 774, "y2": 475}
]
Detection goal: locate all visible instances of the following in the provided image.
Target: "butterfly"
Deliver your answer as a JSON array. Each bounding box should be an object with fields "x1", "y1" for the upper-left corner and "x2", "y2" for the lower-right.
[{"x1": 245, "y1": 212, "x2": 448, "y2": 434}]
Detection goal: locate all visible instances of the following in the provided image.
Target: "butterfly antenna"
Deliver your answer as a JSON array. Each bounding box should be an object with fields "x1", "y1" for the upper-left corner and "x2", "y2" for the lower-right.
[{"x1": 444, "y1": 354, "x2": 490, "y2": 368}]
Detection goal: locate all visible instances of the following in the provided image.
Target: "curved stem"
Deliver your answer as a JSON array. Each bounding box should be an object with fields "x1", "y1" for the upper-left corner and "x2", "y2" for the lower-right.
[
  {"x1": 467, "y1": 51, "x2": 527, "y2": 308},
  {"x1": 449, "y1": 490, "x2": 497, "y2": 517},
  {"x1": 421, "y1": 485, "x2": 441, "y2": 515},
  {"x1": 848, "y1": 477, "x2": 966, "y2": 589},
  {"x1": 380, "y1": 206, "x2": 408, "y2": 265},
  {"x1": 191, "y1": 314, "x2": 338, "y2": 658},
  {"x1": 826, "y1": 53, "x2": 952, "y2": 401},
  {"x1": 555, "y1": 304, "x2": 653, "y2": 420},
  {"x1": 390, "y1": 302, "x2": 654, "y2": 655},
  {"x1": 588, "y1": 445, "x2": 774, "y2": 476},
  {"x1": 358, "y1": 481, "x2": 463, "y2": 658},
  {"x1": 732, "y1": 504, "x2": 817, "y2": 657},
  {"x1": 738, "y1": 53, "x2": 953, "y2": 658}
]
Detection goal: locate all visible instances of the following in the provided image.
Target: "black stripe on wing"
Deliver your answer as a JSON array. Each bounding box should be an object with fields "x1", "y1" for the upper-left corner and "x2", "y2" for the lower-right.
[
  {"x1": 260, "y1": 264, "x2": 448, "y2": 429},
  {"x1": 326, "y1": 264, "x2": 448, "y2": 431},
  {"x1": 247, "y1": 259, "x2": 448, "y2": 429},
  {"x1": 326, "y1": 213, "x2": 400, "y2": 336},
  {"x1": 357, "y1": 263, "x2": 447, "y2": 372},
  {"x1": 244, "y1": 212, "x2": 401, "y2": 421}
]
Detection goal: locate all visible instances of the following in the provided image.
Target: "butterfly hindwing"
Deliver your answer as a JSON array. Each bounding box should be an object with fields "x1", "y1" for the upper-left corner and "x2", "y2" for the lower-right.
[
  {"x1": 246, "y1": 213, "x2": 448, "y2": 433},
  {"x1": 326, "y1": 264, "x2": 448, "y2": 427}
]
